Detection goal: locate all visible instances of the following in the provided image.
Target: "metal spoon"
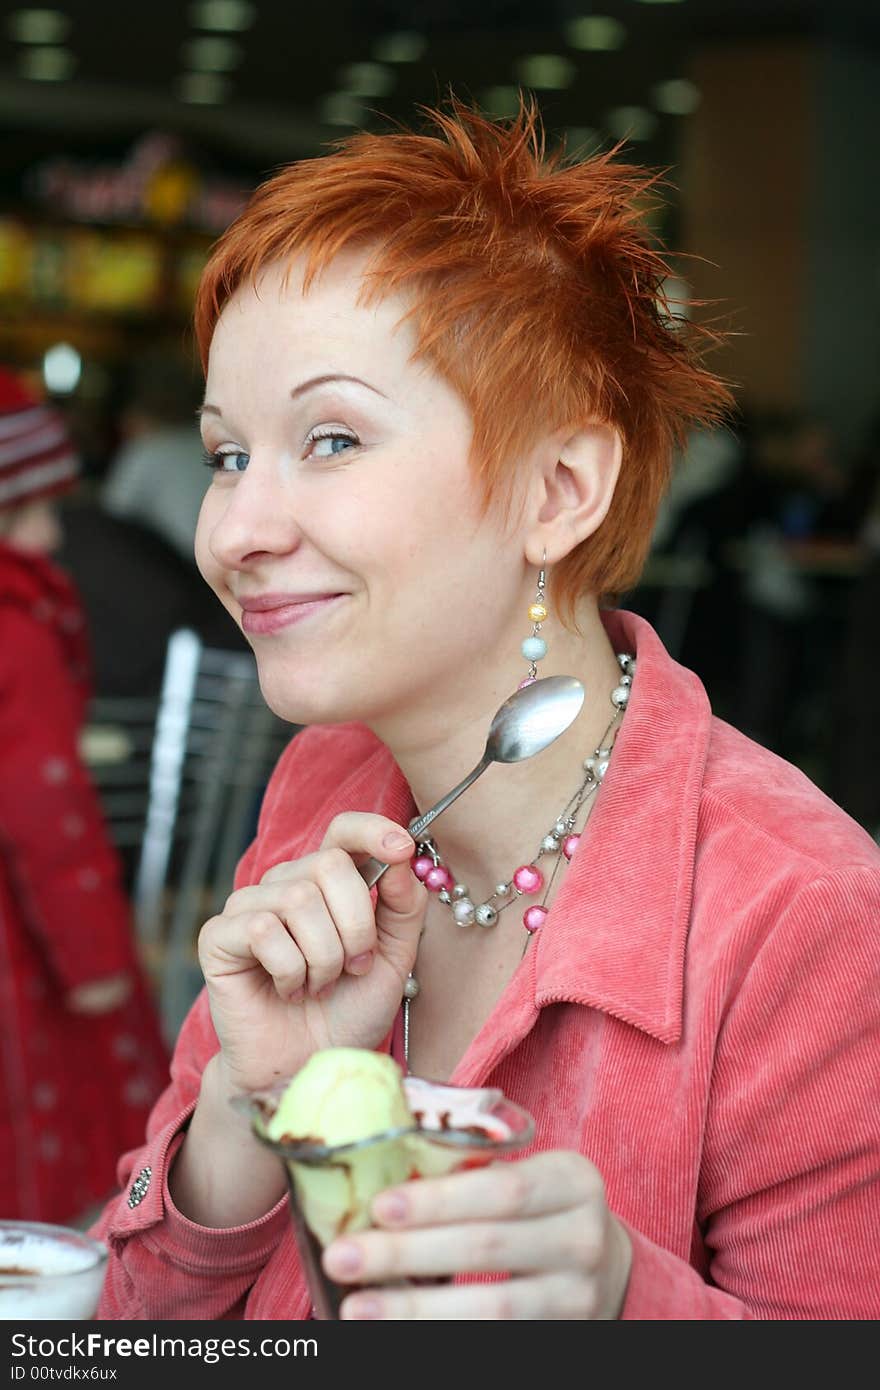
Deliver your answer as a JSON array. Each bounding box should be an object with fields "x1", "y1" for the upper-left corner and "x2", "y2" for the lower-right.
[{"x1": 357, "y1": 674, "x2": 585, "y2": 888}]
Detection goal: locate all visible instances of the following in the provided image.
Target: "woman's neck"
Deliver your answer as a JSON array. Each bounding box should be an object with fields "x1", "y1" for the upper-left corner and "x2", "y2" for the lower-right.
[{"x1": 370, "y1": 602, "x2": 624, "y2": 894}]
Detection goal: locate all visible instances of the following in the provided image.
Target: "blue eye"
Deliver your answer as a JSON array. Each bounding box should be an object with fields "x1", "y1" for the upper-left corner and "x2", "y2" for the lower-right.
[
  {"x1": 203, "y1": 449, "x2": 249, "y2": 472},
  {"x1": 308, "y1": 428, "x2": 359, "y2": 459}
]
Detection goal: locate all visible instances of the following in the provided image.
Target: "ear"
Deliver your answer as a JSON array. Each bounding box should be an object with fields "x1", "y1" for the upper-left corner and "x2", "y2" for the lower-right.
[{"x1": 524, "y1": 422, "x2": 622, "y2": 566}]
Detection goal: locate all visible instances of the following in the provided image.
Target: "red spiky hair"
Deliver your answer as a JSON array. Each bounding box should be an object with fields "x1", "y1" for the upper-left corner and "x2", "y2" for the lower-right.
[{"x1": 194, "y1": 96, "x2": 732, "y2": 614}]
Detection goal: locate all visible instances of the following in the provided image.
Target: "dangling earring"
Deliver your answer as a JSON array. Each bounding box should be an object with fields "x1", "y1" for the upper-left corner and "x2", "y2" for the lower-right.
[{"x1": 519, "y1": 551, "x2": 548, "y2": 689}]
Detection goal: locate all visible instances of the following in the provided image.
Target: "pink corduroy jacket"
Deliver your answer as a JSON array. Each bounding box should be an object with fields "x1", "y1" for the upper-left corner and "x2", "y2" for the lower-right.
[{"x1": 91, "y1": 611, "x2": 880, "y2": 1320}]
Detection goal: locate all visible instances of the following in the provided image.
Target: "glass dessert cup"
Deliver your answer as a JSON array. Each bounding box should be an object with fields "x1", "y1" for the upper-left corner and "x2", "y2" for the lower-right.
[
  {"x1": 0, "y1": 1221, "x2": 108, "y2": 1321},
  {"x1": 238, "y1": 1078, "x2": 535, "y2": 1320}
]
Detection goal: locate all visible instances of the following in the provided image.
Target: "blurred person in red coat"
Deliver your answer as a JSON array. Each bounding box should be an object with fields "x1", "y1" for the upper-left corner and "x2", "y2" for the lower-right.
[{"x1": 0, "y1": 369, "x2": 168, "y2": 1225}]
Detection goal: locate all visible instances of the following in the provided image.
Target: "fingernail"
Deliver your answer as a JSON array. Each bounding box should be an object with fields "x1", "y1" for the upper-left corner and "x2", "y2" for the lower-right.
[
  {"x1": 325, "y1": 1241, "x2": 362, "y2": 1277},
  {"x1": 342, "y1": 1296, "x2": 383, "y2": 1320},
  {"x1": 383, "y1": 830, "x2": 413, "y2": 851},
  {"x1": 348, "y1": 951, "x2": 374, "y2": 975},
  {"x1": 373, "y1": 1191, "x2": 408, "y2": 1224}
]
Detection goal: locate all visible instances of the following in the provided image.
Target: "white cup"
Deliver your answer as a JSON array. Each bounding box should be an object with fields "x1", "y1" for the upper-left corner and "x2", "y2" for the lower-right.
[{"x1": 0, "y1": 1221, "x2": 108, "y2": 1321}]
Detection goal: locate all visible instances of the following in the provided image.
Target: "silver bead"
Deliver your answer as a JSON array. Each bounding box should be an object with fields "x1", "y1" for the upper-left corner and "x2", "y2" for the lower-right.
[
  {"x1": 611, "y1": 684, "x2": 630, "y2": 708},
  {"x1": 597, "y1": 758, "x2": 610, "y2": 779},
  {"x1": 495, "y1": 882, "x2": 511, "y2": 897},
  {"x1": 452, "y1": 883, "x2": 469, "y2": 900},
  {"x1": 619, "y1": 673, "x2": 632, "y2": 687},
  {"x1": 583, "y1": 754, "x2": 597, "y2": 772},
  {"x1": 597, "y1": 746, "x2": 612, "y2": 758},
  {"x1": 554, "y1": 819, "x2": 568, "y2": 836},
  {"x1": 403, "y1": 975, "x2": 420, "y2": 1000},
  {"x1": 475, "y1": 902, "x2": 498, "y2": 927},
  {"x1": 617, "y1": 651, "x2": 635, "y2": 673},
  {"x1": 438, "y1": 889, "x2": 452, "y2": 904},
  {"x1": 541, "y1": 833, "x2": 561, "y2": 853},
  {"x1": 452, "y1": 898, "x2": 476, "y2": 926}
]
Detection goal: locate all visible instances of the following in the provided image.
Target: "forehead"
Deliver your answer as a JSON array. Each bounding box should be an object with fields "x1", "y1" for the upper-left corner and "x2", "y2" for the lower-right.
[{"x1": 209, "y1": 249, "x2": 416, "y2": 369}]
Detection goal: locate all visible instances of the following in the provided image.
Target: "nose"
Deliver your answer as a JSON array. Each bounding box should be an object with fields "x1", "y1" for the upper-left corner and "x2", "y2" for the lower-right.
[{"x1": 204, "y1": 452, "x2": 303, "y2": 572}]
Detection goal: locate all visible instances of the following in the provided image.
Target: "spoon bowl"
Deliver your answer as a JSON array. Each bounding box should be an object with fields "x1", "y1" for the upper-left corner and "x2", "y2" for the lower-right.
[
  {"x1": 359, "y1": 675, "x2": 585, "y2": 886},
  {"x1": 485, "y1": 675, "x2": 586, "y2": 765}
]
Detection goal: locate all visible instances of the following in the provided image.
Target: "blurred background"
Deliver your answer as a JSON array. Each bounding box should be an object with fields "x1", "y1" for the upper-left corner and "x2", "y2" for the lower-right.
[{"x1": 1, "y1": 0, "x2": 879, "y2": 892}]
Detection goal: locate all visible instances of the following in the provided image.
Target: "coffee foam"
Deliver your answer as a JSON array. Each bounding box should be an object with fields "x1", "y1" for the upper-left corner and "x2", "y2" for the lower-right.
[{"x1": 0, "y1": 1229, "x2": 107, "y2": 1321}]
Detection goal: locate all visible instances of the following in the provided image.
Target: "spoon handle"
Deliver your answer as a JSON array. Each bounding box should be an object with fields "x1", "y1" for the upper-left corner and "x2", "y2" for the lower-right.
[
  {"x1": 356, "y1": 752, "x2": 492, "y2": 889},
  {"x1": 408, "y1": 753, "x2": 491, "y2": 839}
]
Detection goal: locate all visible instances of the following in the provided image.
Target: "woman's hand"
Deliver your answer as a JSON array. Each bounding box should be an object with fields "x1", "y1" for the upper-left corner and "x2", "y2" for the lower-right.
[
  {"x1": 197, "y1": 812, "x2": 427, "y2": 1097},
  {"x1": 322, "y1": 1151, "x2": 633, "y2": 1320}
]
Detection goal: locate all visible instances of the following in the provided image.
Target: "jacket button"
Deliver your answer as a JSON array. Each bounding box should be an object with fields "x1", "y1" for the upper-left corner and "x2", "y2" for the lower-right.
[{"x1": 127, "y1": 1166, "x2": 152, "y2": 1208}]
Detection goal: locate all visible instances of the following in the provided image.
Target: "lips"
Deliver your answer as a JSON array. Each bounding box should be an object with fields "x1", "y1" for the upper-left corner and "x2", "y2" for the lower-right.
[{"x1": 238, "y1": 592, "x2": 346, "y2": 635}]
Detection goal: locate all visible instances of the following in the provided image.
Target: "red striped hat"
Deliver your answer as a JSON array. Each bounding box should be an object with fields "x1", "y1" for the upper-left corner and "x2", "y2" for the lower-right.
[{"x1": 0, "y1": 370, "x2": 80, "y2": 513}]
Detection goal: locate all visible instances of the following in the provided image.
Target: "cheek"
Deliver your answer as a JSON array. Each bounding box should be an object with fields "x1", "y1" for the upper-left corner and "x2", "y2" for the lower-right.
[{"x1": 194, "y1": 494, "x2": 221, "y2": 588}]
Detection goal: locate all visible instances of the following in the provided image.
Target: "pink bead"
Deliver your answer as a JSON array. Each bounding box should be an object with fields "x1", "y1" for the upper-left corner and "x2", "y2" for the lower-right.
[
  {"x1": 513, "y1": 863, "x2": 543, "y2": 894},
  {"x1": 425, "y1": 865, "x2": 453, "y2": 892},
  {"x1": 517, "y1": 677, "x2": 537, "y2": 690},
  {"x1": 412, "y1": 855, "x2": 434, "y2": 881},
  {"x1": 562, "y1": 833, "x2": 580, "y2": 861},
  {"x1": 523, "y1": 904, "x2": 548, "y2": 933}
]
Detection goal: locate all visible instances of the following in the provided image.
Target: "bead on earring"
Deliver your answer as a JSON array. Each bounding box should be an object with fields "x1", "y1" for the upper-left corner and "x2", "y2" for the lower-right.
[{"x1": 519, "y1": 553, "x2": 548, "y2": 689}]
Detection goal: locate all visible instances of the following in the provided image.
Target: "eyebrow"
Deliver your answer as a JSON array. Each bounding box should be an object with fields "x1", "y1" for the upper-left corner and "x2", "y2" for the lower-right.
[{"x1": 199, "y1": 373, "x2": 388, "y2": 418}]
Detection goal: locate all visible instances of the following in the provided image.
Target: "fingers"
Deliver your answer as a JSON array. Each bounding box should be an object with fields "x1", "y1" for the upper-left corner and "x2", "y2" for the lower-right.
[
  {"x1": 224, "y1": 853, "x2": 375, "y2": 978},
  {"x1": 370, "y1": 1152, "x2": 603, "y2": 1229},
  {"x1": 204, "y1": 813, "x2": 423, "y2": 1000},
  {"x1": 323, "y1": 1152, "x2": 623, "y2": 1322},
  {"x1": 324, "y1": 1206, "x2": 603, "y2": 1283},
  {"x1": 339, "y1": 1272, "x2": 585, "y2": 1321},
  {"x1": 319, "y1": 812, "x2": 415, "y2": 864},
  {"x1": 201, "y1": 909, "x2": 307, "y2": 1001}
]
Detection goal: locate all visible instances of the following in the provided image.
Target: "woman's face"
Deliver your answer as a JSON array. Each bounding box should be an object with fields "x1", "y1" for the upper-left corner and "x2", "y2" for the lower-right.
[{"x1": 196, "y1": 252, "x2": 526, "y2": 734}]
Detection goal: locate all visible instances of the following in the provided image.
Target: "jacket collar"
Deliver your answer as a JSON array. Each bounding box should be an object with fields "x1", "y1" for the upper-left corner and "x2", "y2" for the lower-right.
[{"x1": 532, "y1": 610, "x2": 712, "y2": 1044}]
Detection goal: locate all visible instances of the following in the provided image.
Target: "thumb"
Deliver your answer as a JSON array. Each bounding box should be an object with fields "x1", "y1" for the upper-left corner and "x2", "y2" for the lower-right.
[{"x1": 374, "y1": 858, "x2": 427, "y2": 963}]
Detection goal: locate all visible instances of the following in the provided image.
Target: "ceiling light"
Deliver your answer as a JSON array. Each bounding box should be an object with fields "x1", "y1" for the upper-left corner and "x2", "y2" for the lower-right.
[
  {"x1": 336, "y1": 62, "x2": 394, "y2": 98},
  {"x1": 187, "y1": 0, "x2": 254, "y2": 30},
  {"x1": 179, "y1": 71, "x2": 228, "y2": 104},
  {"x1": 605, "y1": 105, "x2": 658, "y2": 141},
  {"x1": 182, "y1": 36, "x2": 241, "y2": 71},
  {"x1": 652, "y1": 78, "x2": 700, "y2": 114},
  {"x1": 659, "y1": 276, "x2": 690, "y2": 324},
  {"x1": 43, "y1": 344, "x2": 81, "y2": 396},
  {"x1": 18, "y1": 46, "x2": 75, "y2": 80},
  {"x1": 565, "y1": 17, "x2": 626, "y2": 52},
  {"x1": 372, "y1": 31, "x2": 426, "y2": 63},
  {"x1": 513, "y1": 54, "x2": 575, "y2": 90},
  {"x1": 7, "y1": 8, "x2": 69, "y2": 43},
  {"x1": 318, "y1": 93, "x2": 365, "y2": 127},
  {"x1": 480, "y1": 86, "x2": 522, "y2": 118}
]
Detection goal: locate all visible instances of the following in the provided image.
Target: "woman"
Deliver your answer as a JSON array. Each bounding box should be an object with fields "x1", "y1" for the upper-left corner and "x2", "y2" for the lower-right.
[
  {"x1": 0, "y1": 369, "x2": 168, "y2": 1224},
  {"x1": 92, "y1": 102, "x2": 879, "y2": 1319}
]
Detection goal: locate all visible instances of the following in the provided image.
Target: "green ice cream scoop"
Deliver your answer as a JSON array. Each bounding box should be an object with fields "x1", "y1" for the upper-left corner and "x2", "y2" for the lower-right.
[
  {"x1": 266, "y1": 1049, "x2": 415, "y2": 1248},
  {"x1": 266, "y1": 1048, "x2": 413, "y2": 1146}
]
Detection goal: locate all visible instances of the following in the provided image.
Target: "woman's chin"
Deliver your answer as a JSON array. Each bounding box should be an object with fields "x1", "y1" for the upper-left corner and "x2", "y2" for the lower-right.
[{"x1": 257, "y1": 668, "x2": 365, "y2": 730}]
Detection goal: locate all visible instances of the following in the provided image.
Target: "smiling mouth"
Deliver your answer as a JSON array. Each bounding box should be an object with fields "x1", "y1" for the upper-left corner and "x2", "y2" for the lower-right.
[{"x1": 238, "y1": 593, "x2": 347, "y2": 636}]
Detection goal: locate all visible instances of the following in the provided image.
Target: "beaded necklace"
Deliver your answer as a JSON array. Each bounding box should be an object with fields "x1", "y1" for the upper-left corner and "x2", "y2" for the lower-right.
[{"x1": 402, "y1": 651, "x2": 635, "y2": 1068}]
